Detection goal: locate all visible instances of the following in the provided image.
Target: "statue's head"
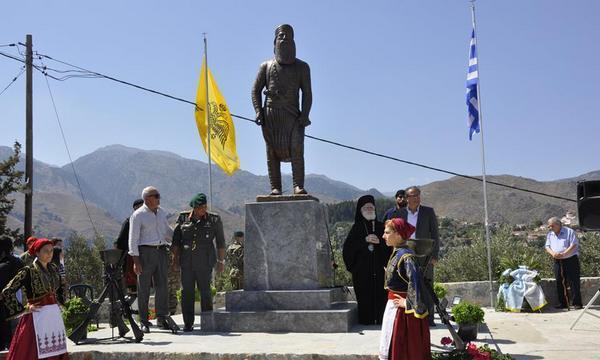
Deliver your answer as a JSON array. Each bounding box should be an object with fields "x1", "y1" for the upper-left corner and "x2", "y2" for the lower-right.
[{"x1": 274, "y1": 24, "x2": 296, "y2": 65}]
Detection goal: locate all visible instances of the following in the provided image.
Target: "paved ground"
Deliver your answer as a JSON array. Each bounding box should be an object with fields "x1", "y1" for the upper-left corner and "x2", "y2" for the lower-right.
[{"x1": 2, "y1": 306, "x2": 599, "y2": 359}]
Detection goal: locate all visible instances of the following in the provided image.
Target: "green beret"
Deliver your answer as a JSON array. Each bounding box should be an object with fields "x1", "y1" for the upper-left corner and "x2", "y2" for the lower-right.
[{"x1": 189, "y1": 193, "x2": 207, "y2": 208}]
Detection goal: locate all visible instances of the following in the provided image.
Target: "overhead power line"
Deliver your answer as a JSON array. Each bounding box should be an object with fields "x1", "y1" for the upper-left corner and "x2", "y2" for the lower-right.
[
  {"x1": 2, "y1": 48, "x2": 577, "y2": 203},
  {"x1": 38, "y1": 59, "x2": 100, "y2": 237},
  {"x1": 0, "y1": 66, "x2": 25, "y2": 97}
]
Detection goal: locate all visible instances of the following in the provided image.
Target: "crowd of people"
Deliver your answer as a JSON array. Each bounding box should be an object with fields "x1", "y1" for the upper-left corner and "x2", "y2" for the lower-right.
[
  {"x1": 342, "y1": 186, "x2": 585, "y2": 360},
  {"x1": 0, "y1": 183, "x2": 585, "y2": 360}
]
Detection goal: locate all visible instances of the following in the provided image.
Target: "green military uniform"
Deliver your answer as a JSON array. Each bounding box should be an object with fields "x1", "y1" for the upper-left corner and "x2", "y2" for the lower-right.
[
  {"x1": 226, "y1": 240, "x2": 244, "y2": 290},
  {"x1": 172, "y1": 209, "x2": 225, "y2": 329}
]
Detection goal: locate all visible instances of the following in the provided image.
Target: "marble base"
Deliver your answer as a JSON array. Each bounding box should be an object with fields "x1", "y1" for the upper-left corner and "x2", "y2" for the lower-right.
[
  {"x1": 244, "y1": 199, "x2": 333, "y2": 290},
  {"x1": 200, "y1": 301, "x2": 357, "y2": 333},
  {"x1": 226, "y1": 288, "x2": 348, "y2": 311}
]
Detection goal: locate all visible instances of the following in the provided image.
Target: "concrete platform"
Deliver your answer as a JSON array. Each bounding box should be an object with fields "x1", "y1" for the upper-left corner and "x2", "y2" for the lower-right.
[{"x1": 2, "y1": 306, "x2": 599, "y2": 359}]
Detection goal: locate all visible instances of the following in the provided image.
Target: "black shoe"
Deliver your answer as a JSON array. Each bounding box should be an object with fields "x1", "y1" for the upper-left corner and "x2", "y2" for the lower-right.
[
  {"x1": 141, "y1": 324, "x2": 150, "y2": 333},
  {"x1": 157, "y1": 318, "x2": 171, "y2": 330},
  {"x1": 183, "y1": 325, "x2": 193, "y2": 332},
  {"x1": 573, "y1": 305, "x2": 583, "y2": 310},
  {"x1": 554, "y1": 304, "x2": 568, "y2": 309}
]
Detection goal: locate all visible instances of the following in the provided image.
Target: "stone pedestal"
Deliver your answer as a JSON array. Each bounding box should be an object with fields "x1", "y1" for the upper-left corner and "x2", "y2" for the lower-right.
[
  {"x1": 200, "y1": 199, "x2": 356, "y2": 333},
  {"x1": 244, "y1": 199, "x2": 334, "y2": 290}
]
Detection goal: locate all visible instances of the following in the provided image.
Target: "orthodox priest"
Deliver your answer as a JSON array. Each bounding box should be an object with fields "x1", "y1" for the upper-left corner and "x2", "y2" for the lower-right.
[
  {"x1": 343, "y1": 195, "x2": 391, "y2": 325},
  {"x1": 252, "y1": 24, "x2": 312, "y2": 195}
]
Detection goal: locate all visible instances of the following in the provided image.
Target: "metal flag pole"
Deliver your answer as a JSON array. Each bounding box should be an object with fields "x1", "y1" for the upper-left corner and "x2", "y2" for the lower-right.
[
  {"x1": 203, "y1": 33, "x2": 213, "y2": 211},
  {"x1": 471, "y1": 0, "x2": 495, "y2": 308}
]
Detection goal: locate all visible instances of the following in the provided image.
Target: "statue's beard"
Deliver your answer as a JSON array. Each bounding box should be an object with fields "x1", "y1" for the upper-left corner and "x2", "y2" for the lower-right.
[{"x1": 275, "y1": 40, "x2": 296, "y2": 65}]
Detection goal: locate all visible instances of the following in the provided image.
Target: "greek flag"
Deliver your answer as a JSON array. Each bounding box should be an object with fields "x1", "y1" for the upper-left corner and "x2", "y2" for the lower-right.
[{"x1": 466, "y1": 29, "x2": 480, "y2": 140}]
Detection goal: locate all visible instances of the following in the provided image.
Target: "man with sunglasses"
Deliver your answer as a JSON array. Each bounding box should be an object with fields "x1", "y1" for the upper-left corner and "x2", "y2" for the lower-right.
[{"x1": 128, "y1": 186, "x2": 174, "y2": 333}]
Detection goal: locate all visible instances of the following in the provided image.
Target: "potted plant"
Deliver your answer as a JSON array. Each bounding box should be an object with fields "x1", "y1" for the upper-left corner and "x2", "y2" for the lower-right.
[
  {"x1": 451, "y1": 301, "x2": 484, "y2": 342},
  {"x1": 434, "y1": 282, "x2": 448, "y2": 300},
  {"x1": 61, "y1": 297, "x2": 90, "y2": 339}
]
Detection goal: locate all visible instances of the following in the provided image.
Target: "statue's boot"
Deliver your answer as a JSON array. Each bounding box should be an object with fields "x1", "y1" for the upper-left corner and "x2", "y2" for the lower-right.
[
  {"x1": 267, "y1": 155, "x2": 282, "y2": 195},
  {"x1": 292, "y1": 157, "x2": 307, "y2": 195}
]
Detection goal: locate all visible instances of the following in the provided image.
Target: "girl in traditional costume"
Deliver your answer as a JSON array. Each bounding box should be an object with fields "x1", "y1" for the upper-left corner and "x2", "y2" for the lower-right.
[
  {"x1": 379, "y1": 218, "x2": 431, "y2": 360},
  {"x1": 1, "y1": 238, "x2": 68, "y2": 360}
]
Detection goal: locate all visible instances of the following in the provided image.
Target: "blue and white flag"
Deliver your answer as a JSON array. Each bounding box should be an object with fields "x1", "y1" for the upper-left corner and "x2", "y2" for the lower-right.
[{"x1": 466, "y1": 29, "x2": 480, "y2": 140}]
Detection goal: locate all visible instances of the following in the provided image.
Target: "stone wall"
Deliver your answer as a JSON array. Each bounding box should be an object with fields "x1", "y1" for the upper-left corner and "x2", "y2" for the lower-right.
[{"x1": 442, "y1": 277, "x2": 600, "y2": 307}]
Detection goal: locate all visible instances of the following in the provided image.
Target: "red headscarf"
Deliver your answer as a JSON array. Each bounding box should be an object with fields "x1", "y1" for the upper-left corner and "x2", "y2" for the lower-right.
[
  {"x1": 28, "y1": 238, "x2": 53, "y2": 256},
  {"x1": 26, "y1": 236, "x2": 37, "y2": 248},
  {"x1": 390, "y1": 218, "x2": 416, "y2": 240}
]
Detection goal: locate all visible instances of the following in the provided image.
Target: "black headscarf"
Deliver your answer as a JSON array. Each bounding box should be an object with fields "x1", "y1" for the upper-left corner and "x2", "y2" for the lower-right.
[{"x1": 354, "y1": 195, "x2": 375, "y2": 222}]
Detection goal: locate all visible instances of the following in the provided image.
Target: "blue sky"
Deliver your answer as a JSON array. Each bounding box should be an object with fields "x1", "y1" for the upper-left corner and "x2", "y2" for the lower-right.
[{"x1": 1, "y1": 0, "x2": 599, "y2": 193}]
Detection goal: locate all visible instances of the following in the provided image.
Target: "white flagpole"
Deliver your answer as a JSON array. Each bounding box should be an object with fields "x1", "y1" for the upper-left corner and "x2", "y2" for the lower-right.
[
  {"x1": 471, "y1": 1, "x2": 494, "y2": 308},
  {"x1": 203, "y1": 33, "x2": 213, "y2": 211}
]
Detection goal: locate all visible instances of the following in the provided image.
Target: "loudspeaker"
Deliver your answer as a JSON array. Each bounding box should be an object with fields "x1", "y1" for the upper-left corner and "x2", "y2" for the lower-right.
[{"x1": 577, "y1": 180, "x2": 600, "y2": 230}]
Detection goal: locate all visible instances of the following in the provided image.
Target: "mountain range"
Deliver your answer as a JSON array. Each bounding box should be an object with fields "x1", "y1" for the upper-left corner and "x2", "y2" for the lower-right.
[{"x1": 2, "y1": 144, "x2": 596, "y2": 242}]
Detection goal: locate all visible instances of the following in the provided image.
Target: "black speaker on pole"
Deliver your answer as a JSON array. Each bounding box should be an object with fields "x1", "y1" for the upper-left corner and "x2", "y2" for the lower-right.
[{"x1": 577, "y1": 180, "x2": 600, "y2": 231}]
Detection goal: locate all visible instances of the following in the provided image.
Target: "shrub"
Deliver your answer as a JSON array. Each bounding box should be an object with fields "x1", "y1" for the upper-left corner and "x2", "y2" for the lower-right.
[
  {"x1": 434, "y1": 282, "x2": 447, "y2": 299},
  {"x1": 61, "y1": 297, "x2": 89, "y2": 336},
  {"x1": 452, "y1": 301, "x2": 484, "y2": 324}
]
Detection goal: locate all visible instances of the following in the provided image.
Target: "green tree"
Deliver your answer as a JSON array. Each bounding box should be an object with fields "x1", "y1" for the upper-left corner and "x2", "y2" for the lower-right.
[
  {"x1": 0, "y1": 142, "x2": 23, "y2": 241},
  {"x1": 436, "y1": 224, "x2": 553, "y2": 282},
  {"x1": 579, "y1": 231, "x2": 600, "y2": 277},
  {"x1": 330, "y1": 221, "x2": 353, "y2": 286},
  {"x1": 64, "y1": 233, "x2": 104, "y2": 295}
]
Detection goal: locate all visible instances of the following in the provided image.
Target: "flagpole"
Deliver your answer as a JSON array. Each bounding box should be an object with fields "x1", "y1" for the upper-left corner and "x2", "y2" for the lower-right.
[
  {"x1": 471, "y1": 1, "x2": 495, "y2": 308},
  {"x1": 203, "y1": 33, "x2": 213, "y2": 211}
]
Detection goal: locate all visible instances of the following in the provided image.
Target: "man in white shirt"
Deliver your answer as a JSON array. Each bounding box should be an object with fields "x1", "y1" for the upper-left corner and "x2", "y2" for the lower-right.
[
  {"x1": 128, "y1": 186, "x2": 174, "y2": 333},
  {"x1": 544, "y1": 217, "x2": 582, "y2": 309}
]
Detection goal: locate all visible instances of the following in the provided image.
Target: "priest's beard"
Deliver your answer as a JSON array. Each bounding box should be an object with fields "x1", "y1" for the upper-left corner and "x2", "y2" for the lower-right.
[
  {"x1": 275, "y1": 40, "x2": 296, "y2": 65},
  {"x1": 361, "y1": 209, "x2": 376, "y2": 221}
]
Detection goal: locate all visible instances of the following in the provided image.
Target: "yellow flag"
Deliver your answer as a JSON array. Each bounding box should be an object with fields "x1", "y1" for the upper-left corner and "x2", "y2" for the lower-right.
[{"x1": 195, "y1": 59, "x2": 239, "y2": 176}]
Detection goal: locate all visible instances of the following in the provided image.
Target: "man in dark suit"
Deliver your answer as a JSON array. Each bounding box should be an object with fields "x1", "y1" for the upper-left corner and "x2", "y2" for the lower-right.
[{"x1": 398, "y1": 186, "x2": 439, "y2": 326}]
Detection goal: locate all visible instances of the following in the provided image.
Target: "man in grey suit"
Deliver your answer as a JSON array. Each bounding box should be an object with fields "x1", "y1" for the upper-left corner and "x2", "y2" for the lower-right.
[{"x1": 398, "y1": 186, "x2": 439, "y2": 326}]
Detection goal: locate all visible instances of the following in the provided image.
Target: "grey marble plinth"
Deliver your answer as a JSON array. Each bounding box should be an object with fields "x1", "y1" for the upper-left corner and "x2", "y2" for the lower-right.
[
  {"x1": 200, "y1": 301, "x2": 357, "y2": 333},
  {"x1": 226, "y1": 288, "x2": 348, "y2": 311},
  {"x1": 244, "y1": 199, "x2": 333, "y2": 290}
]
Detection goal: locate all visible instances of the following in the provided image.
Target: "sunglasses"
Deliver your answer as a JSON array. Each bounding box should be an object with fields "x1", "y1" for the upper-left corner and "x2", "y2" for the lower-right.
[{"x1": 149, "y1": 193, "x2": 161, "y2": 199}]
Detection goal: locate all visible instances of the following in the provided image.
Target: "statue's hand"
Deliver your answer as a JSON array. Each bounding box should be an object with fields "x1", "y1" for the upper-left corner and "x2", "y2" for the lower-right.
[
  {"x1": 298, "y1": 115, "x2": 311, "y2": 127},
  {"x1": 255, "y1": 112, "x2": 264, "y2": 126}
]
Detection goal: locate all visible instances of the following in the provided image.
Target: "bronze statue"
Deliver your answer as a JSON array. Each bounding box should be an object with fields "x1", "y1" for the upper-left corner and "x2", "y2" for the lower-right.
[{"x1": 252, "y1": 24, "x2": 312, "y2": 195}]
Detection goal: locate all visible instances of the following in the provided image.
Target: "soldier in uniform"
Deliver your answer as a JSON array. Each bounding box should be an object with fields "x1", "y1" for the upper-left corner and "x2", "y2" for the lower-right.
[
  {"x1": 172, "y1": 193, "x2": 225, "y2": 332},
  {"x1": 225, "y1": 231, "x2": 244, "y2": 290}
]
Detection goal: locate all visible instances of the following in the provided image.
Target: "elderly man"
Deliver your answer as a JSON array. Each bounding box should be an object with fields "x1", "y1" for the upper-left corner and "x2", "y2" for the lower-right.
[
  {"x1": 545, "y1": 217, "x2": 583, "y2": 309},
  {"x1": 128, "y1": 186, "x2": 175, "y2": 333},
  {"x1": 397, "y1": 186, "x2": 439, "y2": 326},
  {"x1": 172, "y1": 193, "x2": 225, "y2": 332},
  {"x1": 382, "y1": 189, "x2": 408, "y2": 221}
]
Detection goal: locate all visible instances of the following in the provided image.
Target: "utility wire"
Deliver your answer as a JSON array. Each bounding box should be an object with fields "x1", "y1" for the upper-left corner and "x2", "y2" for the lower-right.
[
  {"x1": 39, "y1": 61, "x2": 100, "y2": 237},
  {"x1": 230, "y1": 114, "x2": 577, "y2": 203},
  {"x1": 0, "y1": 66, "x2": 25, "y2": 97},
  {"x1": 5, "y1": 50, "x2": 578, "y2": 203}
]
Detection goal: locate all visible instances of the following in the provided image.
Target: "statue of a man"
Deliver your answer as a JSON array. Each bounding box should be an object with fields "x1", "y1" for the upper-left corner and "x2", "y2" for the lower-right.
[{"x1": 252, "y1": 24, "x2": 312, "y2": 195}]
